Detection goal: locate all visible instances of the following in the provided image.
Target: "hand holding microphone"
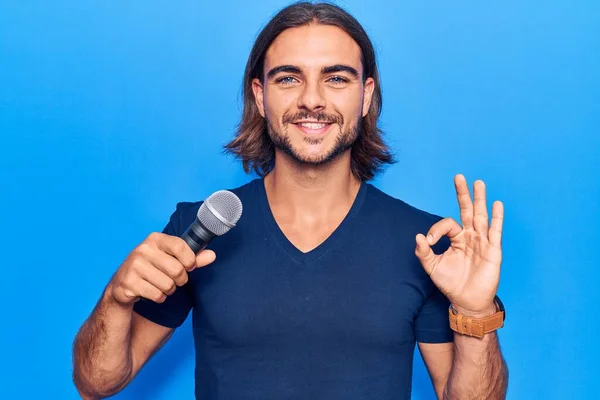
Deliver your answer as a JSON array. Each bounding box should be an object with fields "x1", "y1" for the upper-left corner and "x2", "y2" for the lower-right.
[{"x1": 108, "y1": 190, "x2": 243, "y2": 306}]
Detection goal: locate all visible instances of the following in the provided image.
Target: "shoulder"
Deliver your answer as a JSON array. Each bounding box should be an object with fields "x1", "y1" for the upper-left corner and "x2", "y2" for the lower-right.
[
  {"x1": 364, "y1": 184, "x2": 445, "y2": 229},
  {"x1": 362, "y1": 184, "x2": 451, "y2": 254}
]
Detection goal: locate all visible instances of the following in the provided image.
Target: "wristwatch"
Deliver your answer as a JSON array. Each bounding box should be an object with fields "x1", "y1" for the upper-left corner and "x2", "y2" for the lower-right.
[{"x1": 448, "y1": 295, "x2": 505, "y2": 339}]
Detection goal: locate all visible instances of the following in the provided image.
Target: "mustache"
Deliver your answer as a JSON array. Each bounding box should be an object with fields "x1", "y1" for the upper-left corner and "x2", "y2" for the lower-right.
[{"x1": 282, "y1": 111, "x2": 343, "y2": 125}]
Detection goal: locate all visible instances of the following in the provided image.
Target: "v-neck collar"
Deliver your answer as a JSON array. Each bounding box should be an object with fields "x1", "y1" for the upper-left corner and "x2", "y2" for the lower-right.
[{"x1": 256, "y1": 177, "x2": 367, "y2": 265}]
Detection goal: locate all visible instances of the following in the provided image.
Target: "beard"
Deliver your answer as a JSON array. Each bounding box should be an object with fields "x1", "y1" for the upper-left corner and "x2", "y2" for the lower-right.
[{"x1": 266, "y1": 112, "x2": 362, "y2": 166}]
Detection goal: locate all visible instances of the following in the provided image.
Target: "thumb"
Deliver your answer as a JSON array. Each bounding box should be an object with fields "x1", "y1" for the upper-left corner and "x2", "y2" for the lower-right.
[
  {"x1": 415, "y1": 233, "x2": 438, "y2": 276},
  {"x1": 195, "y1": 249, "x2": 216, "y2": 269}
]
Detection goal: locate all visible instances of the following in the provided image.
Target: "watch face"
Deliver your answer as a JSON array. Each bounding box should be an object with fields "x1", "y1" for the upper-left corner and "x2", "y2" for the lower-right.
[{"x1": 494, "y1": 295, "x2": 506, "y2": 321}]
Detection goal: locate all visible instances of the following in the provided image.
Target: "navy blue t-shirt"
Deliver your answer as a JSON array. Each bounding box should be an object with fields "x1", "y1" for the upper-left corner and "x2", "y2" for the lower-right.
[{"x1": 133, "y1": 178, "x2": 453, "y2": 399}]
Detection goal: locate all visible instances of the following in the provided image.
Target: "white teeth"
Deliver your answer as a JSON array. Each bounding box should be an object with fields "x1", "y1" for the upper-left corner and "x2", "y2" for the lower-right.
[{"x1": 299, "y1": 122, "x2": 327, "y2": 129}]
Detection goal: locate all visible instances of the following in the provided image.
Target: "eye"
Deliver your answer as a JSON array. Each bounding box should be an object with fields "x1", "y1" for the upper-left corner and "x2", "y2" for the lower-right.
[
  {"x1": 327, "y1": 76, "x2": 349, "y2": 85},
  {"x1": 276, "y1": 76, "x2": 299, "y2": 85}
]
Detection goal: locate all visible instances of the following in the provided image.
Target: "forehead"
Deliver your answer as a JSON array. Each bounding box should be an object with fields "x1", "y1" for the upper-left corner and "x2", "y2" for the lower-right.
[{"x1": 264, "y1": 24, "x2": 363, "y2": 74}]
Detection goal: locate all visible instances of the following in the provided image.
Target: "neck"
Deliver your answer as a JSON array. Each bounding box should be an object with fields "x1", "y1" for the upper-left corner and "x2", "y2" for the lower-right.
[{"x1": 263, "y1": 149, "x2": 361, "y2": 218}]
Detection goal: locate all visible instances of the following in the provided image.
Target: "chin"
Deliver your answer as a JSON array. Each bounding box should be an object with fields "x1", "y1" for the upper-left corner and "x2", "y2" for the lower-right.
[
  {"x1": 270, "y1": 124, "x2": 354, "y2": 166},
  {"x1": 293, "y1": 146, "x2": 348, "y2": 166}
]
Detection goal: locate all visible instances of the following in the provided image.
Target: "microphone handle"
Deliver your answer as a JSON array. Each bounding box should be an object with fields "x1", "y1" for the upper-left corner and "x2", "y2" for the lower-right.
[{"x1": 181, "y1": 219, "x2": 216, "y2": 254}]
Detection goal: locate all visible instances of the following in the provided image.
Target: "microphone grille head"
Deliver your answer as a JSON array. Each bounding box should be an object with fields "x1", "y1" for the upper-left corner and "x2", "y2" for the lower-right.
[{"x1": 197, "y1": 190, "x2": 243, "y2": 236}]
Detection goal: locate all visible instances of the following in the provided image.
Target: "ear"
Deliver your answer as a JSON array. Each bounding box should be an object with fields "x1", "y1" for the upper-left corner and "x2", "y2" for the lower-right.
[
  {"x1": 361, "y1": 77, "x2": 375, "y2": 117},
  {"x1": 252, "y1": 78, "x2": 265, "y2": 118}
]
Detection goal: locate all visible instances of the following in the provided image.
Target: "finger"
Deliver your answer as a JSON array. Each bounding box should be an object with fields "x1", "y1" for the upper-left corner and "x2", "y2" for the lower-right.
[
  {"x1": 426, "y1": 217, "x2": 463, "y2": 246},
  {"x1": 454, "y1": 174, "x2": 473, "y2": 230},
  {"x1": 136, "y1": 279, "x2": 168, "y2": 304},
  {"x1": 138, "y1": 245, "x2": 189, "y2": 286},
  {"x1": 473, "y1": 180, "x2": 489, "y2": 237},
  {"x1": 196, "y1": 250, "x2": 216, "y2": 268},
  {"x1": 138, "y1": 263, "x2": 178, "y2": 296},
  {"x1": 489, "y1": 201, "x2": 504, "y2": 248},
  {"x1": 151, "y1": 251, "x2": 189, "y2": 286},
  {"x1": 151, "y1": 233, "x2": 197, "y2": 271},
  {"x1": 415, "y1": 234, "x2": 439, "y2": 276}
]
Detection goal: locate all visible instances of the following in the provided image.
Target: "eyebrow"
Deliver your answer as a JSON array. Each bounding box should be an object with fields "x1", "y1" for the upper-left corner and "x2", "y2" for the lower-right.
[
  {"x1": 266, "y1": 64, "x2": 360, "y2": 80},
  {"x1": 322, "y1": 64, "x2": 360, "y2": 78},
  {"x1": 266, "y1": 65, "x2": 302, "y2": 80}
]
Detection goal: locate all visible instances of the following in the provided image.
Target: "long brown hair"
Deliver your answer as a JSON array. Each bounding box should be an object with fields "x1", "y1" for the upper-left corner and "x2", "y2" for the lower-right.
[{"x1": 223, "y1": 1, "x2": 395, "y2": 182}]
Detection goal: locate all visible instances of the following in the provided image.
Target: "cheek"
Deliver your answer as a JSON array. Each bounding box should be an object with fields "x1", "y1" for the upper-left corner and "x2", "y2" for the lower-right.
[
  {"x1": 329, "y1": 91, "x2": 364, "y2": 120},
  {"x1": 264, "y1": 89, "x2": 298, "y2": 121}
]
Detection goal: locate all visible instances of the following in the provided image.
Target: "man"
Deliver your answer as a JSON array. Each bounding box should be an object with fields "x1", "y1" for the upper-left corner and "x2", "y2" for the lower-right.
[{"x1": 73, "y1": 2, "x2": 508, "y2": 399}]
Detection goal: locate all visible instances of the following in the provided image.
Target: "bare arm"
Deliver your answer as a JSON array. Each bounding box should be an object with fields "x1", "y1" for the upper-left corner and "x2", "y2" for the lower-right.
[
  {"x1": 418, "y1": 342, "x2": 453, "y2": 399},
  {"x1": 420, "y1": 326, "x2": 508, "y2": 399},
  {"x1": 415, "y1": 176, "x2": 509, "y2": 399},
  {"x1": 72, "y1": 289, "x2": 173, "y2": 399},
  {"x1": 72, "y1": 232, "x2": 216, "y2": 399},
  {"x1": 443, "y1": 327, "x2": 508, "y2": 399}
]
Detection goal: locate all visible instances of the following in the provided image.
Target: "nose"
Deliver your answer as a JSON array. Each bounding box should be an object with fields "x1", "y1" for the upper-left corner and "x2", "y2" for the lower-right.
[{"x1": 297, "y1": 80, "x2": 325, "y2": 112}]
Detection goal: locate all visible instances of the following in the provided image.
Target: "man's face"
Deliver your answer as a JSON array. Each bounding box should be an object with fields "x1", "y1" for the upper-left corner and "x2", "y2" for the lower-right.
[{"x1": 252, "y1": 24, "x2": 375, "y2": 166}]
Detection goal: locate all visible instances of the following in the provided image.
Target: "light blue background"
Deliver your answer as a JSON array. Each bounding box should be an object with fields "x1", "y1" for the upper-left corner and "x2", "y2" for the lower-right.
[{"x1": 1, "y1": 1, "x2": 598, "y2": 399}]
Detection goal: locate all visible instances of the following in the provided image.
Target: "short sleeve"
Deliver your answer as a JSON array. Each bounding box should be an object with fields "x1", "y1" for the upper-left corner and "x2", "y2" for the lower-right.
[
  {"x1": 414, "y1": 236, "x2": 454, "y2": 343},
  {"x1": 133, "y1": 205, "x2": 194, "y2": 329},
  {"x1": 414, "y1": 284, "x2": 454, "y2": 343}
]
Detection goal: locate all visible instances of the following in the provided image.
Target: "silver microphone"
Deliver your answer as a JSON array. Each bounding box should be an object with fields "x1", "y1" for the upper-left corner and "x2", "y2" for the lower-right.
[{"x1": 181, "y1": 190, "x2": 243, "y2": 253}]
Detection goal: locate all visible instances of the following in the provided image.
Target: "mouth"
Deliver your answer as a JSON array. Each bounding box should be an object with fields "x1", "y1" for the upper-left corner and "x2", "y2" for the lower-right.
[{"x1": 291, "y1": 121, "x2": 333, "y2": 135}]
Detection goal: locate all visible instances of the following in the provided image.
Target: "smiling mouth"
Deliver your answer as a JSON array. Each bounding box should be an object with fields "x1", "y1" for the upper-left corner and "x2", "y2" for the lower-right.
[{"x1": 292, "y1": 121, "x2": 333, "y2": 135}]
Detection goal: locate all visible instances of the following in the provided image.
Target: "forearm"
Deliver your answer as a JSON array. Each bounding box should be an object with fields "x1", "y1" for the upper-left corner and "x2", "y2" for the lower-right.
[
  {"x1": 444, "y1": 331, "x2": 508, "y2": 399},
  {"x1": 72, "y1": 285, "x2": 135, "y2": 398}
]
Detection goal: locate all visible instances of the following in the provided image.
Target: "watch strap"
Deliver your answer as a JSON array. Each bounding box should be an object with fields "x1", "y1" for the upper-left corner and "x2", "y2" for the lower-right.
[{"x1": 448, "y1": 307, "x2": 505, "y2": 339}]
